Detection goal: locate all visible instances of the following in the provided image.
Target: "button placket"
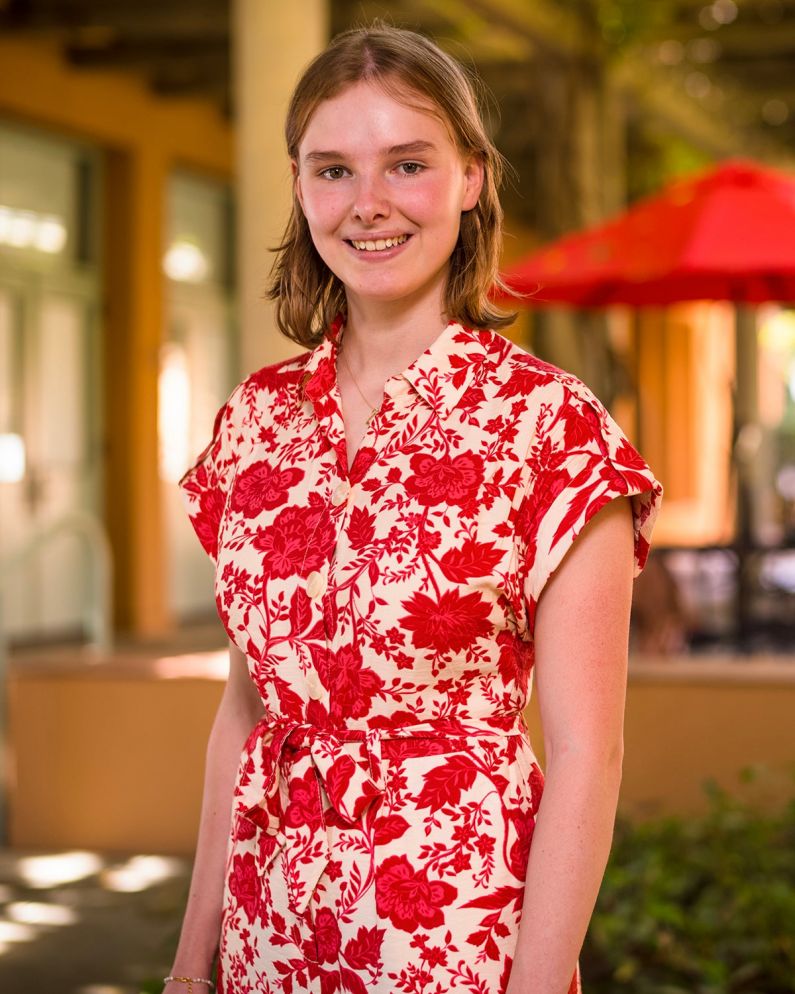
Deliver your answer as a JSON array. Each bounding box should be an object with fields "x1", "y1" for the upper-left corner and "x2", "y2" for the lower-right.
[
  {"x1": 306, "y1": 569, "x2": 327, "y2": 600},
  {"x1": 328, "y1": 479, "x2": 355, "y2": 564},
  {"x1": 331, "y1": 480, "x2": 351, "y2": 506}
]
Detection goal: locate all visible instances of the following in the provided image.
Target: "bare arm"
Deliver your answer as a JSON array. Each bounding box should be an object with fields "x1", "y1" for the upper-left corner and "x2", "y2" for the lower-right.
[
  {"x1": 163, "y1": 642, "x2": 265, "y2": 991},
  {"x1": 506, "y1": 497, "x2": 635, "y2": 994}
]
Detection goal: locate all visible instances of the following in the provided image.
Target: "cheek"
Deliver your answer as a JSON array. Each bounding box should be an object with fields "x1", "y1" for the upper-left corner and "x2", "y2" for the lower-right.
[
  {"x1": 400, "y1": 173, "x2": 465, "y2": 228},
  {"x1": 301, "y1": 186, "x2": 348, "y2": 231}
]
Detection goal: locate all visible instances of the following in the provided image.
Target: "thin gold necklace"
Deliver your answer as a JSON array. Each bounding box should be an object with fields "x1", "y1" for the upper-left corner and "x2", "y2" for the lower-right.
[{"x1": 338, "y1": 336, "x2": 382, "y2": 424}]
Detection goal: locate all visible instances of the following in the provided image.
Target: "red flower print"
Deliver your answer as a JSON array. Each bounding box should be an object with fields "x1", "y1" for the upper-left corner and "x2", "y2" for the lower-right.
[
  {"x1": 500, "y1": 955, "x2": 514, "y2": 993},
  {"x1": 283, "y1": 768, "x2": 323, "y2": 831},
  {"x1": 347, "y1": 506, "x2": 376, "y2": 550},
  {"x1": 350, "y1": 445, "x2": 376, "y2": 482},
  {"x1": 416, "y1": 755, "x2": 478, "y2": 809},
  {"x1": 249, "y1": 361, "x2": 304, "y2": 392},
  {"x1": 306, "y1": 697, "x2": 330, "y2": 727},
  {"x1": 405, "y1": 452, "x2": 484, "y2": 506},
  {"x1": 228, "y1": 852, "x2": 259, "y2": 924},
  {"x1": 438, "y1": 539, "x2": 503, "y2": 583},
  {"x1": 325, "y1": 645, "x2": 385, "y2": 720},
  {"x1": 343, "y1": 925, "x2": 385, "y2": 970},
  {"x1": 192, "y1": 485, "x2": 225, "y2": 559},
  {"x1": 376, "y1": 854, "x2": 458, "y2": 932},
  {"x1": 495, "y1": 631, "x2": 534, "y2": 694},
  {"x1": 304, "y1": 354, "x2": 336, "y2": 401},
  {"x1": 528, "y1": 763, "x2": 545, "y2": 814},
  {"x1": 417, "y1": 528, "x2": 442, "y2": 554},
  {"x1": 514, "y1": 450, "x2": 572, "y2": 572},
  {"x1": 507, "y1": 809, "x2": 534, "y2": 881},
  {"x1": 230, "y1": 461, "x2": 303, "y2": 518},
  {"x1": 425, "y1": 945, "x2": 448, "y2": 968},
  {"x1": 494, "y1": 361, "x2": 558, "y2": 399},
  {"x1": 314, "y1": 907, "x2": 342, "y2": 962},
  {"x1": 614, "y1": 438, "x2": 657, "y2": 491},
  {"x1": 400, "y1": 589, "x2": 493, "y2": 654},
  {"x1": 373, "y1": 813, "x2": 411, "y2": 844},
  {"x1": 256, "y1": 831, "x2": 279, "y2": 869},
  {"x1": 253, "y1": 502, "x2": 335, "y2": 577},
  {"x1": 561, "y1": 400, "x2": 600, "y2": 449},
  {"x1": 235, "y1": 816, "x2": 257, "y2": 842}
]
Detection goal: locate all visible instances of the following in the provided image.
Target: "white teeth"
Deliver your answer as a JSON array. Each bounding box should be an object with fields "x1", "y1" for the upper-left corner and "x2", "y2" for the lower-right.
[{"x1": 350, "y1": 234, "x2": 409, "y2": 251}]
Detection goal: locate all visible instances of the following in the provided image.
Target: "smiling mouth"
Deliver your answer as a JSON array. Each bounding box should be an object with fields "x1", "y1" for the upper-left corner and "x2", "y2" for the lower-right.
[{"x1": 347, "y1": 234, "x2": 411, "y2": 252}]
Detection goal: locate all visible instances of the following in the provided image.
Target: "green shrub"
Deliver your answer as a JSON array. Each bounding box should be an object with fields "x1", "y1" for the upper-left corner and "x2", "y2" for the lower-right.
[{"x1": 582, "y1": 777, "x2": 795, "y2": 994}]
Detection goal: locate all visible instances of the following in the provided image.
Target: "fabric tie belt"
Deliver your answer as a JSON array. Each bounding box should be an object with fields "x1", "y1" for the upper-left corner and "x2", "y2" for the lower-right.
[{"x1": 234, "y1": 713, "x2": 531, "y2": 915}]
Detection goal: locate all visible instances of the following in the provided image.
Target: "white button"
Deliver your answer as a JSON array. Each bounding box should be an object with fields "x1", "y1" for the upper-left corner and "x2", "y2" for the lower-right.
[
  {"x1": 331, "y1": 481, "x2": 351, "y2": 506},
  {"x1": 306, "y1": 670, "x2": 325, "y2": 700},
  {"x1": 306, "y1": 569, "x2": 327, "y2": 599}
]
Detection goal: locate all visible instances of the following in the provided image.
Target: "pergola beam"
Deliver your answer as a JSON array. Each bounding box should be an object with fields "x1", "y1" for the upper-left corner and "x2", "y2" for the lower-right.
[
  {"x1": 0, "y1": 0, "x2": 229, "y2": 38},
  {"x1": 419, "y1": 0, "x2": 794, "y2": 164},
  {"x1": 65, "y1": 37, "x2": 227, "y2": 69}
]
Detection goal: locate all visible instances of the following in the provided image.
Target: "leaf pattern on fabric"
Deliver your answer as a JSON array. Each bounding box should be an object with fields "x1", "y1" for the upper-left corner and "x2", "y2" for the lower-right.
[{"x1": 179, "y1": 319, "x2": 662, "y2": 993}]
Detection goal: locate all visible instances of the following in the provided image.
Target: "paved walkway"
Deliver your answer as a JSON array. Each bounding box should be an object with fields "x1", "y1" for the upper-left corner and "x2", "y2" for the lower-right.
[{"x1": 0, "y1": 847, "x2": 193, "y2": 994}]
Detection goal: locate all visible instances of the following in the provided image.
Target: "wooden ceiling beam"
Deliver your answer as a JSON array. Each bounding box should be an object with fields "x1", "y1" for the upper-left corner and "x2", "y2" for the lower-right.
[
  {"x1": 150, "y1": 77, "x2": 228, "y2": 103},
  {"x1": 0, "y1": 0, "x2": 228, "y2": 37},
  {"x1": 419, "y1": 0, "x2": 793, "y2": 163},
  {"x1": 65, "y1": 37, "x2": 227, "y2": 69}
]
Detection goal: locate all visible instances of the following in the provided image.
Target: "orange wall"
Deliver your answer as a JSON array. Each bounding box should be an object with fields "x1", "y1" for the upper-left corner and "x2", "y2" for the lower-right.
[{"x1": 635, "y1": 302, "x2": 735, "y2": 546}]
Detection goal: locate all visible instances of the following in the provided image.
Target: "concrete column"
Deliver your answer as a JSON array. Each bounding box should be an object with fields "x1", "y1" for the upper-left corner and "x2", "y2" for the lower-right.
[{"x1": 233, "y1": 0, "x2": 329, "y2": 375}]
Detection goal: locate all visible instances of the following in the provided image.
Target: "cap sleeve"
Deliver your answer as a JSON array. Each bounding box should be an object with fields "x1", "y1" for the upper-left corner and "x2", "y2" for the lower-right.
[
  {"x1": 517, "y1": 380, "x2": 663, "y2": 628},
  {"x1": 178, "y1": 386, "x2": 241, "y2": 564}
]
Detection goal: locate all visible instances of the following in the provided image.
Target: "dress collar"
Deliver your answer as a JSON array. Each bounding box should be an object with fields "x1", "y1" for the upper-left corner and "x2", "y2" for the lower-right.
[{"x1": 300, "y1": 316, "x2": 490, "y2": 422}]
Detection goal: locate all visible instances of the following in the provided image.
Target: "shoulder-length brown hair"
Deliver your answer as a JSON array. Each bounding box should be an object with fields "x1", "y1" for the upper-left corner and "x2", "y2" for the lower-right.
[{"x1": 266, "y1": 22, "x2": 517, "y2": 347}]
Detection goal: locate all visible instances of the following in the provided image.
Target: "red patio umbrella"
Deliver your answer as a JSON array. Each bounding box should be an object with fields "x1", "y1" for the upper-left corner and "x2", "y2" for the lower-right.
[{"x1": 499, "y1": 158, "x2": 795, "y2": 308}]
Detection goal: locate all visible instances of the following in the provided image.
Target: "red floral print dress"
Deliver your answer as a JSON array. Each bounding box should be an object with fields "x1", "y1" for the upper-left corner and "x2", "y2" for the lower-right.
[{"x1": 179, "y1": 318, "x2": 662, "y2": 994}]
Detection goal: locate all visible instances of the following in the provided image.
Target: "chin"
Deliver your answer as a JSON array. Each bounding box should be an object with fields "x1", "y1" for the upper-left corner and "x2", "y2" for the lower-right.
[{"x1": 346, "y1": 280, "x2": 418, "y2": 302}]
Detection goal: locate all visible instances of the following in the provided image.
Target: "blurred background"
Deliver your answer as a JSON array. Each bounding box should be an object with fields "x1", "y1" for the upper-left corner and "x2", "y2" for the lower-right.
[{"x1": 0, "y1": 1, "x2": 794, "y2": 991}]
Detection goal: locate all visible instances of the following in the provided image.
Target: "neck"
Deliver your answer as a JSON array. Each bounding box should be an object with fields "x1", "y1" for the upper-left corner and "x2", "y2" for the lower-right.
[{"x1": 340, "y1": 286, "x2": 449, "y2": 382}]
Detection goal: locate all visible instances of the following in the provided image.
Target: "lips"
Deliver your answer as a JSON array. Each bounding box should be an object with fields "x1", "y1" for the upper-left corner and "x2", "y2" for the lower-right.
[{"x1": 346, "y1": 234, "x2": 411, "y2": 252}]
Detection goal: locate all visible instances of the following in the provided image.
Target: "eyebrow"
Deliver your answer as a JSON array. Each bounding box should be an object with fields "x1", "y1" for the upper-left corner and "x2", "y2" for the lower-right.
[{"x1": 303, "y1": 140, "x2": 438, "y2": 163}]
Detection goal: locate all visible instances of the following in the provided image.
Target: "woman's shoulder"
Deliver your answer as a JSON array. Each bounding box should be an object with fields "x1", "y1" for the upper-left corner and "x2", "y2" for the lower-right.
[
  {"x1": 220, "y1": 347, "x2": 314, "y2": 422},
  {"x1": 481, "y1": 329, "x2": 607, "y2": 412},
  {"x1": 239, "y1": 348, "x2": 313, "y2": 398}
]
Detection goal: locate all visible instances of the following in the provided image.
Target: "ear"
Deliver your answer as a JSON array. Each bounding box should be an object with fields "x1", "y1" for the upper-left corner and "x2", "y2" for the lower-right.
[
  {"x1": 461, "y1": 153, "x2": 485, "y2": 212},
  {"x1": 291, "y1": 159, "x2": 305, "y2": 213}
]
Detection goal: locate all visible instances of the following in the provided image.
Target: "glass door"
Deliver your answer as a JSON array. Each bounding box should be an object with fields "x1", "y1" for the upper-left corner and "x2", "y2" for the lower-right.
[
  {"x1": 0, "y1": 121, "x2": 101, "y2": 643},
  {"x1": 160, "y1": 171, "x2": 236, "y2": 622},
  {"x1": 0, "y1": 272, "x2": 99, "y2": 640}
]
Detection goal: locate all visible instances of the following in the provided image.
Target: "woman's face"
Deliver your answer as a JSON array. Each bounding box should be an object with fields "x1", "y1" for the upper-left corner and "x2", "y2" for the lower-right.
[{"x1": 293, "y1": 79, "x2": 484, "y2": 317}]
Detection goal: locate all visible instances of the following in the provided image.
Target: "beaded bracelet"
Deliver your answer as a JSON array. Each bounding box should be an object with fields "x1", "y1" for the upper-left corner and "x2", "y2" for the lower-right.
[{"x1": 163, "y1": 976, "x2": 215, "y2": 994}]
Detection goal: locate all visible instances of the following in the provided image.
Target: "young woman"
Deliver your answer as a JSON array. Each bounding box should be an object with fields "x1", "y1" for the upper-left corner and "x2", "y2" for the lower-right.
[{"x1": 167, "y1": 23, "x2": 662, "y2": 994}]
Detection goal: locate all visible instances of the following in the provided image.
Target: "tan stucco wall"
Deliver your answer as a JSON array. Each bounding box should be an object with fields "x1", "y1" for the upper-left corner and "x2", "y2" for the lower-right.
[
  {"x1": 8, "y1": 669, "x2": 220, "y2": 853},
  {"x1": 8, "y1": 655, "x2": 795, "y2": 853}
]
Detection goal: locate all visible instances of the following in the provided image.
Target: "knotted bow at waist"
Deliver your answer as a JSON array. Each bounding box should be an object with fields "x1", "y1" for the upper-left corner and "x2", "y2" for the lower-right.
[{"x1": 234, "y1": 714, "x2": 530, "y2": 914}]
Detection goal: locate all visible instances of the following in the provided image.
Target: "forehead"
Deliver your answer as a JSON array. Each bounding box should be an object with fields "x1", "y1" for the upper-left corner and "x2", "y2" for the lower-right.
[{"x1": 298, "y1": 79, "x2": 457, "y2": 156}]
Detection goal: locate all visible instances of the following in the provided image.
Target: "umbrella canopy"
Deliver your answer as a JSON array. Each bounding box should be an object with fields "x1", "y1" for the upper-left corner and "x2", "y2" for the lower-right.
[{"x1": 499, "y1": 159, "x2": 795, "y2": 307}]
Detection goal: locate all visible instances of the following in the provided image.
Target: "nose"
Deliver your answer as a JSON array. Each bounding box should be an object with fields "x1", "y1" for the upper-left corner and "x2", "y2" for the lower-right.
[{"x1": 351, "y1": 172, "x2": 390, "y2": 225}]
